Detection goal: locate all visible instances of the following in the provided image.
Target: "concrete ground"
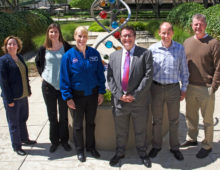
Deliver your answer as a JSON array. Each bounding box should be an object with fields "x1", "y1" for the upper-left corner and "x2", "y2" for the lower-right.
[{"x1": 0, "y1": 76, "x2": 220, "y2": 170}]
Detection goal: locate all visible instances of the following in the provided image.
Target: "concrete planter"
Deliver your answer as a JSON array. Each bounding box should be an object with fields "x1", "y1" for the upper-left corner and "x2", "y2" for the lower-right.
[{"x1": 68, "y1": 103, "x2": 169, "y2": 151}]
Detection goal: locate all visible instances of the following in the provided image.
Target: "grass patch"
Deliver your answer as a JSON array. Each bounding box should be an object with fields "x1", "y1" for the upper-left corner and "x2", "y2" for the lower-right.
[{"x1": 31, "y1": 21, "x2": 94, "y2": 50}]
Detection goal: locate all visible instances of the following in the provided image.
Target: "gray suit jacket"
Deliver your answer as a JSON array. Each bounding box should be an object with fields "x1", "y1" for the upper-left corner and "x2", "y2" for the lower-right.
[{"x1": 107, "y1": 45, "x2": 153, "y2": 115}]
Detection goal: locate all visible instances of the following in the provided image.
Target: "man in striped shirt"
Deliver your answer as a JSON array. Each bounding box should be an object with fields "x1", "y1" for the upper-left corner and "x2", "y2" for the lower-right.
[{"x1": 148, "y1": 22, "x2": 189, "y2": 161}]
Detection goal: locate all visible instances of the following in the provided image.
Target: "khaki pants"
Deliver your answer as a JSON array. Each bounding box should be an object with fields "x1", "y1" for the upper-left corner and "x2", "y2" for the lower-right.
[{"x1": 185, "y1": 84, "x2": 215, "y2": 150}]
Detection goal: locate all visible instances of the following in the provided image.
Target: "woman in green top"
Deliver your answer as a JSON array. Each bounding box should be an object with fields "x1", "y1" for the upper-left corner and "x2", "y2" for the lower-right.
[{"x1": 0, "y1": 36, "x2": 36, "y2": 156}]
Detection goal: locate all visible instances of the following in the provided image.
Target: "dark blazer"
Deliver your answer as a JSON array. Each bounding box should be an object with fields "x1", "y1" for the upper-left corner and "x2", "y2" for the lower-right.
[
  {"x1": 0, "y1": 54, "x2": 31, "y2": 104},
  {"x1": 35, "y1": 41, "x2": 72, "y2": 76},
  {"x1": 107, "y1": 46, "x2": 153, "y2": 114}
]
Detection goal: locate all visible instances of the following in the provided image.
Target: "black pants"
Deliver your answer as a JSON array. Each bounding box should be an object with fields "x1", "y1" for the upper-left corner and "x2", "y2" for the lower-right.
[
  {"x1": 42, "y1": 80, "x2": 69, "y2": 145},
  {"x1": 69, "y1": 93, "x2": 98, "y2": 154}
]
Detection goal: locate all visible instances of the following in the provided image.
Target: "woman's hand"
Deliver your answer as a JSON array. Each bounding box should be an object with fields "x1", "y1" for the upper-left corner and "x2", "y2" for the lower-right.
[
  {"x1": 98, "y1": 94, "x2": 104, "y2": 105},
  {"x1": 8, "y1": 102, "x2": 15, "y2": 107},
  {"x1": 67, "y1": 99, "x2": 76, "y2": 109}
]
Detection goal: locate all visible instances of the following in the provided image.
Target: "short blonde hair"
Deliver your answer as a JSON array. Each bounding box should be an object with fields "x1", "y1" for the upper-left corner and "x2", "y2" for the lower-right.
[
  {"x1": 74, "y1": 26, "x2": 88, "y2": 39},
  {"x1": 1, "y1": 36, "x2": 23, "y2": 54}
]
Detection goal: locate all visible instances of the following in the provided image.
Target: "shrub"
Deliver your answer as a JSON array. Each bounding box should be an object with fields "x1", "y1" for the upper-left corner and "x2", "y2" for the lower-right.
[
  {"x1": 128, "y1": 22, "x2": 147, "y2": 31},
  {"x1": 0, "y1": 10, "x2": 52, "y2": 55},
  {"x1": 203, "y1": 4, "x2": 220, "y2": 40},
  {"x1": 145, "y1": 20, "x2": 161, "y2": 35},
  {"x1": 104, "y1": 89, "x2": 111, "y2": 103},
  {"x1": 167, "y1": 2, "x2": 205, "y2": 29},
  {"x1": 153, "y1": 25, "x2": 192, "y2": 44}
]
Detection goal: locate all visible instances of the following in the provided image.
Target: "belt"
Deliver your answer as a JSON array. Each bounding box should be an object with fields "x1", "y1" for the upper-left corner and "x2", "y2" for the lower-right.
[
  {"x1": 153, "y1": 81, "x2": 179, "y2": 87},
  {"x1": 72, "y1": 87, "x2": 98, "y2": 96}
]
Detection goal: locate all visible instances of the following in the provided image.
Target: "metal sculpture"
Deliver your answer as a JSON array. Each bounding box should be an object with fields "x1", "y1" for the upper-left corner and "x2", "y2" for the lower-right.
[{"x1": 90, "y1": 0, "x2": 131, "y2": 50}]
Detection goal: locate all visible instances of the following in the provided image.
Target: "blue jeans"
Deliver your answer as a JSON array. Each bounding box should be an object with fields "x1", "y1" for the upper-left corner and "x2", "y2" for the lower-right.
[{"x1": 3, "y1": 97, "x2": 29, "y2": 150}]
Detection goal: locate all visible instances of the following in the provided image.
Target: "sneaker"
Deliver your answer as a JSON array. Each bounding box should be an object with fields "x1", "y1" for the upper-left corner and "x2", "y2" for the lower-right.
[
  {"x1": 180, "y1": 140, "x2": 198, "y2": 147},
  {"x1": 22, "y1": 139, "x2": 37, "y2": 145}
]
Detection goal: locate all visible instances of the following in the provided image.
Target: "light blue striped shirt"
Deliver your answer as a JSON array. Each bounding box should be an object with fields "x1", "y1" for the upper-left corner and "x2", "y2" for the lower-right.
[{"x1": 149, "y1": 41, "x2": 189, "y2": 92}]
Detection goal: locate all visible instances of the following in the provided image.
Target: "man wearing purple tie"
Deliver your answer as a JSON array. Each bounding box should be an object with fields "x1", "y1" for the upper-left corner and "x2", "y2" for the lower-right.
[{"x1": 107, "y1": 26, "x2": 153, "y2": 168}]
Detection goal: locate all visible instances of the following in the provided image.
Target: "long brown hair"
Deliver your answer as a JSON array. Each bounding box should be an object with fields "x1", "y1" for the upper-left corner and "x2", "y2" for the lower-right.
[{"x1": 44, "y1": 23, "x2": 64, "y2": 48}]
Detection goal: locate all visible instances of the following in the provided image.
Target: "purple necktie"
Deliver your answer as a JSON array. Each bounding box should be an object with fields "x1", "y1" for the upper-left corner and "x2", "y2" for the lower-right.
[{"x1": 122, "y1": 51, "x2": 130, "y2": 91}]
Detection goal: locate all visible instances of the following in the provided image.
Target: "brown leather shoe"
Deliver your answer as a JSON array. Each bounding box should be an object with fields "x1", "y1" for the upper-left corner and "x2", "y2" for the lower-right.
[
  {"x1": 149, "y1": 148, "x2": 161, "y2": 158},
  {"x1": 109, "y1": 154, "x2": 125, "y2": 166},
  {"x1": 141, "y1": 156, "x2": 152, "y2": 168}
]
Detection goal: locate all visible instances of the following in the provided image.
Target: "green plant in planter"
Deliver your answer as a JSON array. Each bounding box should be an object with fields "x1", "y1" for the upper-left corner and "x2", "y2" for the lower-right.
[{"x1": 103, "y1": 89, "x2": 112, "y2": 104}]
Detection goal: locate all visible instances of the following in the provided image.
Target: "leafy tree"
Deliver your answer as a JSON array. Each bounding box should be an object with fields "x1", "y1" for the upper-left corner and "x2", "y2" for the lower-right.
[
  {"x1": 69, "y1": 0, "x2": 93, "y2": 10},
  {"x1": 54, "y1": 0, "x2": 67, "y2": 4}
]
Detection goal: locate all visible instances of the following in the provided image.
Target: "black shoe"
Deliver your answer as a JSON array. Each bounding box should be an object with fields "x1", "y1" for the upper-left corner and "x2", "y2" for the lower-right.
[
  {"x1": 141, "y1": 156, "x2": 152, "y2": 168},
  {"x1": 49, "y1": 144, "x2": 59, "y2": 153},
  {"x1": 196, "y1": 148, "x2": 212, "y2": 159},
  {"x1": 109, "y1": 154, "x2": 125, "y2": 166},
  {"x1": 149, "y1": 148, "x2": 161, "y2": 158},
  {"x1": 77, "y1": 153, "x2": 86, "y2": 162},
  {"x1": 62, "y1": 143, "x2": 72, "y2": 151},
  {"x1": 170, "y1": 149, "x2": 184, "y2": 161},
  {"x1": 87, "y1": 148, "x2": 100, "y2": 158},
  {"x1": 180, "y1": 140, "x2": 198, "y2": 147},
  {"x1": 14, "y1": 148, "x2": 26, "y2": 156},
  {"x1": 22, "y1": 139, "x2": 37, "y2": 145}
]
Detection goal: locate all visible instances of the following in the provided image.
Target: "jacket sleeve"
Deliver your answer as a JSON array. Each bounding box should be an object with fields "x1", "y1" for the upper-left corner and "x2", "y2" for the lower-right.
[
  {"x1": 60, "y1": 52, "x2": 73, "y2": 101},
  {"x1": 107, "y1": 54, "x2": 123, "y2": 100},
  {"x1": 0, "y1": 58, "x2": 14, "y2": 104},
  {"x1": 35, "y1": 46, "x2": 45, "y2": 76},
  {"x1": 96, "y1": 51, "x2": 106, "y2": 94},
  {"x1": 212, "y1": 40, "x2": 220, "y2": 91},
  {"x1": 131, "y1": 50, "x2": 153, "y2": 101}
]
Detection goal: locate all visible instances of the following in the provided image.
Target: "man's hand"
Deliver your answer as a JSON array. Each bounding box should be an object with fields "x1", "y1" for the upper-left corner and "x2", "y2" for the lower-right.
[
  {"x1": 98, "y1": 94, "x2": 104, "y2": 105},
  {"x1": 120, "y1": 94, "x2": 135, "y2": 103},
  {"x1": 208, "y1": 87, "x2": 215, "y2": 95},
  {"x1": 67, "y1": 99, "x2": 76, "y2": 109},
  {"x1": 180, "y1": 91, "x2": 186, "y2": 101}
]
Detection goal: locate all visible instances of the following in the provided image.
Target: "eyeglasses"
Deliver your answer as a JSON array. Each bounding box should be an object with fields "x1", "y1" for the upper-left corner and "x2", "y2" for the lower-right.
[{"x1": 121, "y1": 34, "x2": 134, "y2": 38}]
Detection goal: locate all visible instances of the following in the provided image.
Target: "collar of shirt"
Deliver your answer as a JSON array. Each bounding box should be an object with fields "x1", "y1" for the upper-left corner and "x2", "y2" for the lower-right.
[
  {"x1": 122, "y1": 45, "x2": 136, "y2": 56},
  {"x1": 158, "y1": 40, "x2": 175, "y2": 50}
]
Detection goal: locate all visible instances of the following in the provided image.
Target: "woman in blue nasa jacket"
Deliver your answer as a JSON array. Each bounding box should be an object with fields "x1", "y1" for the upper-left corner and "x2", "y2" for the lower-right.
[
  {"x1": 0, "y1": 36, "x2": 36, "y2": 156},
  {"x1": 60, "y1": 26, "x2": 106, "y2": 162}
]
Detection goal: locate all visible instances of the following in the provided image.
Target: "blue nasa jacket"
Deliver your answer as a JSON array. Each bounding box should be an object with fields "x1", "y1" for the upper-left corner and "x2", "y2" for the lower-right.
[{"x1": 60, "y1": 46, "x2": 106, "y2": 100}]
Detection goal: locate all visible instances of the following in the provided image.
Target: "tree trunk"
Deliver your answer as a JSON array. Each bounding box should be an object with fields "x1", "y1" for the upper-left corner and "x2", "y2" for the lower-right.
[{"x1": 203, "y1": 0, "x2": 208, "y2": 8}]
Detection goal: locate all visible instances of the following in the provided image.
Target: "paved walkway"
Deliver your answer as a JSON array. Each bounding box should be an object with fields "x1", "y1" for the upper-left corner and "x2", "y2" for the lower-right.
[{"x1": 0, "y1": 76, "x2": 220, "y2": 170}]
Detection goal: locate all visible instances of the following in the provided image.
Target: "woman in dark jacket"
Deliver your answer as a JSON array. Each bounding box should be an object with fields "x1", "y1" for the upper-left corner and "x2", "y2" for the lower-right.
[
  {"x1": 35, "y1": 23, "x2": 72, "y2": 153},
  {"x1": 0, "y1": 36, "x2": 36, "y2": 156}
]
